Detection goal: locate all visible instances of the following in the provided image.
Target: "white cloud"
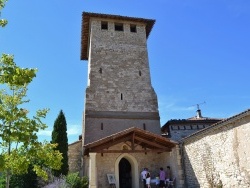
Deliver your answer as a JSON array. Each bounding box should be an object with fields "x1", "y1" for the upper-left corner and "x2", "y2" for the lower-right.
[
  {"x1": 37, "y1": 124, "x2": 81, "y2": 137},
  {"x1": 67, "y1": 124, "x2": 82, "y2": 135},
  {"x1": 158, "y1": 95, "x2": 196, "y2": 112},
  {"x1": 37, "y1": 130, "x2": 51, "y2": 136}
]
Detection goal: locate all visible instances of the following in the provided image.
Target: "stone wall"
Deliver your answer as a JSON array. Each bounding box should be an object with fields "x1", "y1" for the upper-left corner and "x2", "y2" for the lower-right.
[
  {"x1": 86, "y1": 19, "x2": 158, "y2": 112},
  {"x1": 68, "y1": 140, "x2": 82, "y2": 173},
  {"x1": 83, "y1": 117, "x2": 161, "y2": 144},
  {"x1": 181, "y1": 110, "x2": 250, "y2": 188},
  {"x1": 83, "y1": 17, "x2": 161, "y2": 145}
]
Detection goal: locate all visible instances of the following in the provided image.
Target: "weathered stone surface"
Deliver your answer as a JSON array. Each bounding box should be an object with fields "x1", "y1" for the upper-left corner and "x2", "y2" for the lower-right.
[
  {"x1": 83, "y1": 17, "x2": 161, "y2": 145},
  {"x1": 68, "y1": 140, "x2": 82, "y2": 173},
  {"x1": 182, "y1": 111, "x2": 250, "y2": 188},
  {"x1": 85, "y1": 20, "x2": 157, "y2": 113}
]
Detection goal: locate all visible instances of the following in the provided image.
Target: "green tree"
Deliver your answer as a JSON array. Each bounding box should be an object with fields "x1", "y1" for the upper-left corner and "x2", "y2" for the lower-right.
[
  {"x1": 51, "y1": 110, "x2": 69, "y2": 176},
  {"x1": 0, "y1": 54, "x2": 63, "y2": 188},
  {"x1": 0, "y1": 0, "x2": 8, "y2": 27}
]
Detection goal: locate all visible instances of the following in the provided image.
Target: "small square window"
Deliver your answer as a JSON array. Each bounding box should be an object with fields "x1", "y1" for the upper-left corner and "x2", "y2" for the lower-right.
[
  {"x1": 130, "y1": 24, "x2": 137, "y2": 33},
  {"x1": 115, "y1": 23, "x2": 124, "y2": 31},
  {"x1": 101, "y1": 21, "x2": 108, "y2": 30}
]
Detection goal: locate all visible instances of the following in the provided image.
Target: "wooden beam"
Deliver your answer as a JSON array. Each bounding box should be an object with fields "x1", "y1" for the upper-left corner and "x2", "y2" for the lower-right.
[
  {"x1": 89, "y1": 136, "x2": 132, "y2": 151},
  {"x1": 134, "y1": 136, "x2": 170, "y2": 149},
  {"x1": 132, "y1": 132, "x2": 135, "y2": 150},
  {"x1": 91, "y1": 149, "x2": 171, "y2": 153},
  {"x1": 124, "y1": 141, "x2": 131, "y2": 149}
]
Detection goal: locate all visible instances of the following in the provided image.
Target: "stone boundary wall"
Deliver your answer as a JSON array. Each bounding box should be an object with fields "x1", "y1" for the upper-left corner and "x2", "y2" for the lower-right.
[
  {"x1": 181, "y1": 110, "x2": 250, "y2": 188},
  {"x1": 68, "y1": 140, "x2": 82, "y2": 173}
]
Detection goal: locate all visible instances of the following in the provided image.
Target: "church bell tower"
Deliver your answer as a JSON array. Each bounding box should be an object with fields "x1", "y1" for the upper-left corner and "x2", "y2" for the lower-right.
[{"x1": 81, "y1": 12, "x2": 161, "y2": 145}]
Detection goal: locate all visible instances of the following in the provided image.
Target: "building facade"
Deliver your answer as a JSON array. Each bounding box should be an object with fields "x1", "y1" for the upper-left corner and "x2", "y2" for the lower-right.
[
  {"x1": 81, "y1": 12, "x2": 161, "y2": 145},
  {"x1": 79, "y1": 12, "x2": 182, "y2": 188},
  {"x1": 161, "y1": 109, "x2": 222, "y2": 141}
]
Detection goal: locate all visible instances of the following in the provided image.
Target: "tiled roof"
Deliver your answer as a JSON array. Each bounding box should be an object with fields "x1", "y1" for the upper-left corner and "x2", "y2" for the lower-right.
[{"x1": 80, "y1": 12, "x2": 155, "y2": 60}]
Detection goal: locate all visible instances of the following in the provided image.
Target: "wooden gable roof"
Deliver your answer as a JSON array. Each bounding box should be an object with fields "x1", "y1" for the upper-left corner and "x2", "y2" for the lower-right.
[{"x1": 83, "y1": 127, "x2": 177, "y2": 155}]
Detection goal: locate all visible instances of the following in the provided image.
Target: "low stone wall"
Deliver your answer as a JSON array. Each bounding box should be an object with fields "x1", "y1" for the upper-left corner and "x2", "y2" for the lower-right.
[
  {"x1": 68, "y1": 140, "x2": 82, "y2": 173},
  {"x1": 181, "y1": 110, "x2": 250, "y2": 188}
]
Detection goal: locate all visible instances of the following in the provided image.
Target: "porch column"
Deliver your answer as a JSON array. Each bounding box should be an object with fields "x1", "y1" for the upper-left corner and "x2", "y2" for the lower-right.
[{"x1": 89, "y1": 152, "x2": 97, "y2": 188}]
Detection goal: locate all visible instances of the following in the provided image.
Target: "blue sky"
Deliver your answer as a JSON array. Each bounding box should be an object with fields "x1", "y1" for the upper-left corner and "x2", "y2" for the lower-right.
[{"x1": 1, "y1": 0, "x2": 250, "y2": 144}]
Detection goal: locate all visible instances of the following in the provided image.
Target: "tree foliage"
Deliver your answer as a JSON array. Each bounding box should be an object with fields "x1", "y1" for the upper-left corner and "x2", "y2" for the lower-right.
[
  {"x1": 51, "y1": 110, "x2": 69, "y2": 176},
  {"x1": 0, "y1": 54, "x2": 63, "y2": 187},
  {"x1": 0, "y1": 0, "x2": 8, "y2": 27},
  {"x1": 9, "y1": 165, "x2": 38, "y2": 188}
]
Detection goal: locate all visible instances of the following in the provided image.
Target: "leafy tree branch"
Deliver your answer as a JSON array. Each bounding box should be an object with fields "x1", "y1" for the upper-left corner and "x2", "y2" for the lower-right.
[{"x1": 0, "y1": 54, "x2": 63, "y2": 188}]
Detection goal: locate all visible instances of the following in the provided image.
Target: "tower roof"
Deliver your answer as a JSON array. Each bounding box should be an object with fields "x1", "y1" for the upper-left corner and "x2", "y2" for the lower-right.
[{"x1": 81, "y1": 12, "x2": 155, "y2": 60}]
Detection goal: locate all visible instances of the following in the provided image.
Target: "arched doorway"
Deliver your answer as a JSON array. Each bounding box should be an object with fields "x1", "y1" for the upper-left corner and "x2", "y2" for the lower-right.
[
  {"x1": 119, "y1": 158, "x2": 132, "y2": 188},
  {"x1": 115, "y1": 153, "x2": 139, "y2": 188}
]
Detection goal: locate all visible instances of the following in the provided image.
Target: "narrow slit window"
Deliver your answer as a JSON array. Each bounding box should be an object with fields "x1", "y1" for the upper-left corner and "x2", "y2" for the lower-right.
[
  {"x1": 115, "y1": 23, "x2": 124, "y2": 31},
  {"x1": 101, "y1": 21, "x2": 108, "y2": 30},
  {"x1": 101, "y1": 123, "x2": 103, "y2": 130},
  {"x1": 143, "y1": 123, "x2": 146, "y2": 130},
  {"x1": 139, "y1": 70, "x2": 141, "y2": 76},
  {"x1": 130, "y1": 24, "x2": 137, "y2": 33},
  {"x1": 121, "y1": 93, "x2": 123, "y2": 100}
]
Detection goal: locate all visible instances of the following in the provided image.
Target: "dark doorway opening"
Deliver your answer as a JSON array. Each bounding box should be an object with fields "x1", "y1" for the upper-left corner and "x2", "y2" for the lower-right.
[{"x1": 119, "y1": 158, "x2": 132, "y2": 188}]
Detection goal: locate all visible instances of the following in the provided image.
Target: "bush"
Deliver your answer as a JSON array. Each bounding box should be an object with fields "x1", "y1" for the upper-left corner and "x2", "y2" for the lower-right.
[
  {"x1": 0, "y1": 173, "x2": 5, "y2": 188},
  {"x1": 66, "y1": 172, "x2": 81, "y2": 188},
  {"x1": 66, "y1": 172, "x2": 88, "y2": 188},
  {"x1": 81, "y1": 176, "x2": 88, "y2": 188},
  {"x1": 10, "y1": 165, "x2": 38, "y2": 188},
  {"x1": 41, "y1": 172, "x2": 88, "y2": 188}
]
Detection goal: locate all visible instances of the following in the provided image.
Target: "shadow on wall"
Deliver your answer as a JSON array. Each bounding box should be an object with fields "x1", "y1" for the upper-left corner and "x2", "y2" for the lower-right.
[
  {"x1": 181, "y1": 149, "x2": 200, "y2": 188},
  {"x1": 180, "y1": 111, "x2": 250, "y2": 188}
]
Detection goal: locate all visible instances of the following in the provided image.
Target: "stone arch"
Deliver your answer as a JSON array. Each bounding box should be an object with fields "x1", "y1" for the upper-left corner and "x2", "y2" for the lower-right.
[{"x1": 115, "y1": 153, "x2": 139, "y2": 188}]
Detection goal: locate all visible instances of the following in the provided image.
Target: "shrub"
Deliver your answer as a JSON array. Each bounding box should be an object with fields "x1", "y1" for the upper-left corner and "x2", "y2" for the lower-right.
[
  {"x1": 81, "y1": 176, "x2": 88, "y2": 188},
  {"x1": 10, "y1": 165, "x2": 38, "y2": 188},
  {"x1": 66, "y1": 172, "x2": 88, "y2": 188},
  {"x1": 0, "y1": 173, "x2": 6, "y2": 188},
  {"x1": 66, "y1": 172, "x2": 81, "y2": 188}
]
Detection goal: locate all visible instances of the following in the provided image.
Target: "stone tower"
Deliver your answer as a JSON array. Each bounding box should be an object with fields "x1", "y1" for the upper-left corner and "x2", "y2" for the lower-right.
[{"x1": 81, "y1": 12, "x2": 161, "y2": 145}]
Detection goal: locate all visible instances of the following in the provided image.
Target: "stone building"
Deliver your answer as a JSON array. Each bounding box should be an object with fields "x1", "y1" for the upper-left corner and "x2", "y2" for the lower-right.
[
  {"x1": 67, "y1": 11, "x2": 250, "y2": 188},
  {"x1": 161, "y1": 108, "x2": 222, "y2": 141},
  {"x1": 78, "y1": 12, "x2": 183, "y2": 188}
]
